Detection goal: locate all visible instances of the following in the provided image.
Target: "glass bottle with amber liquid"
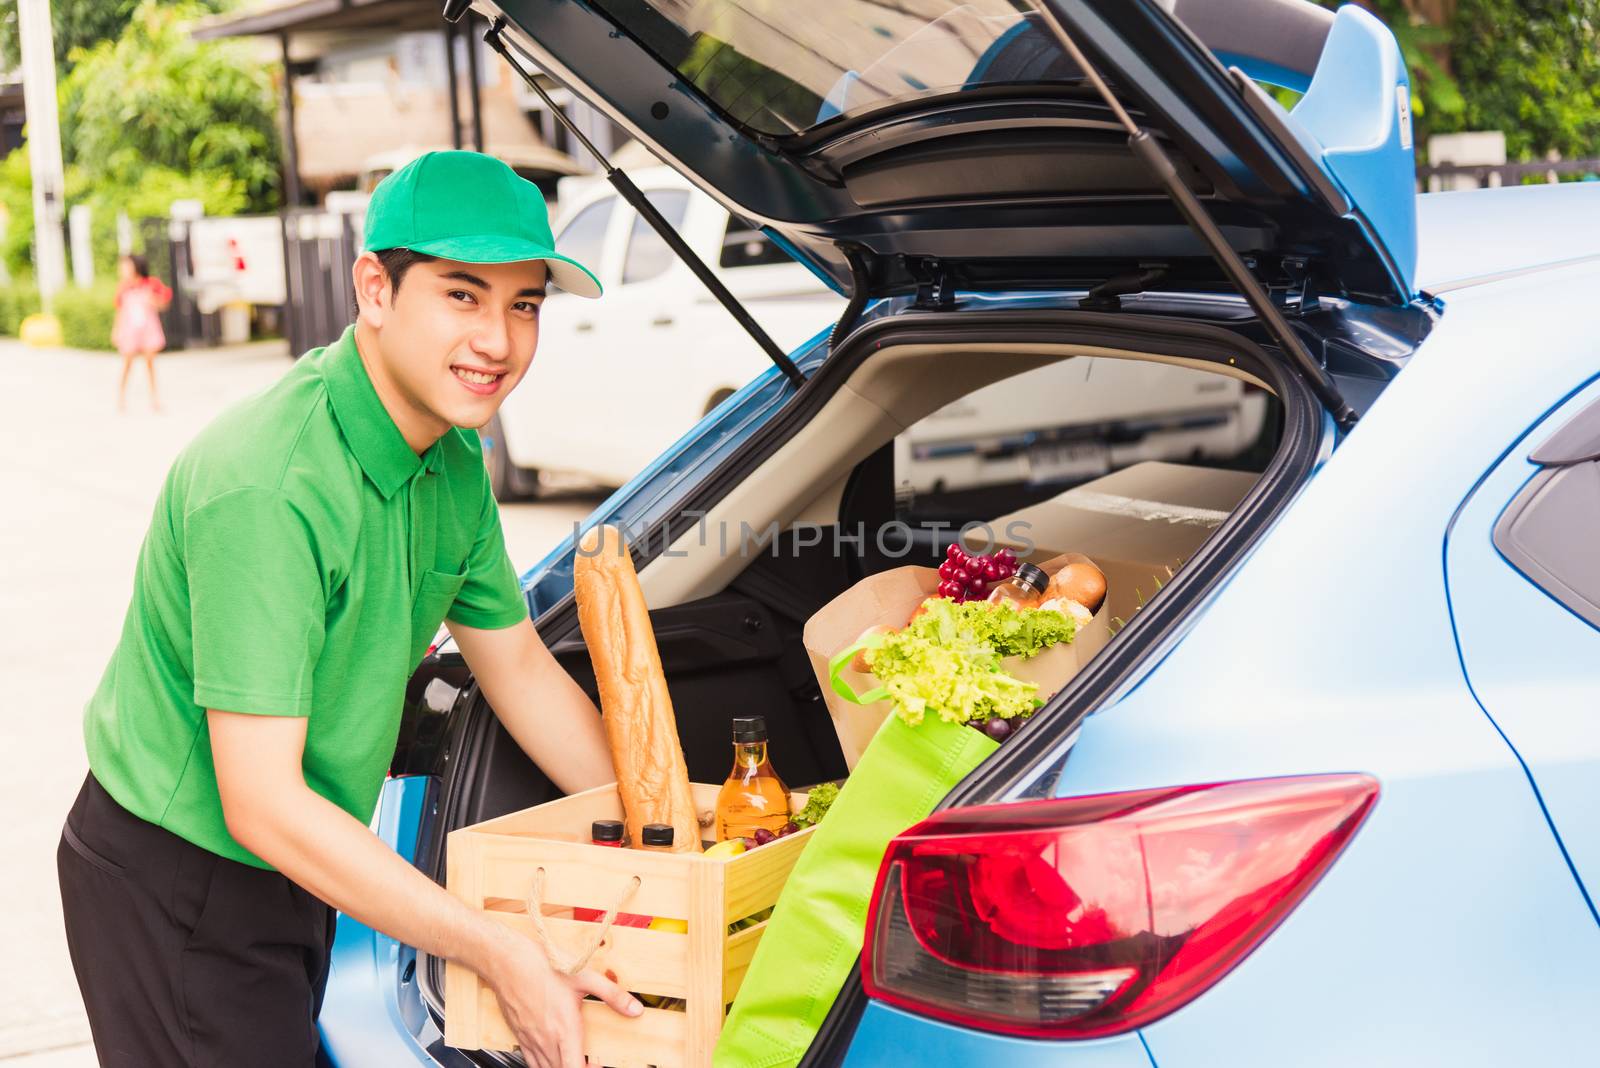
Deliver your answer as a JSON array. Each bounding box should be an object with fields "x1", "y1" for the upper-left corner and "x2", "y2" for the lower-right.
[{"x1": 714, "y1": 716, "x2": 791, "y2": 841}]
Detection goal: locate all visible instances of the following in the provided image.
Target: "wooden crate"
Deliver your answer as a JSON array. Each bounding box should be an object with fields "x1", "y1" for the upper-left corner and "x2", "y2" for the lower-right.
[{"x1": 445, "y1": 782, "x2": 815, "y2": 1066}]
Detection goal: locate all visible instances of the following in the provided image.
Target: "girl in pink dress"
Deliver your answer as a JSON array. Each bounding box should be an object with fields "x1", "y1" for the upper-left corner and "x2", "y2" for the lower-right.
[{"x1": 113, "y1": 254, "x2": 172, "y2": 412}]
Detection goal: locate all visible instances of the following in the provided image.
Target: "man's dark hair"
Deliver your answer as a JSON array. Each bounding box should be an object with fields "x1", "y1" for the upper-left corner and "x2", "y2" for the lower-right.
[{"x1": 354, "y1": 247, "x2": 437, "y2": 313}]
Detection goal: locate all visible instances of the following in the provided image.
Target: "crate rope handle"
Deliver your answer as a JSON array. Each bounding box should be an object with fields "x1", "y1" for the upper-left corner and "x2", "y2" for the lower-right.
[{"x1": 525, "y1": 868, "x2": 642, "y2": 975}]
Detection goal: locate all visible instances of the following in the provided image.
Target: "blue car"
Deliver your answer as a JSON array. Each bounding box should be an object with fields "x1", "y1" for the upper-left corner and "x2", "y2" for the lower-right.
[{"x1": 321, "y1": 0, "x2": 1600, "y2": 1065}]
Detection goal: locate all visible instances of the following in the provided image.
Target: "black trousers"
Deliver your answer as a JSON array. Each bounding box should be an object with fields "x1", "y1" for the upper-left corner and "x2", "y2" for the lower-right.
[{"x1": 57, "y1": 772, "x2": 338, "y2": 1067}]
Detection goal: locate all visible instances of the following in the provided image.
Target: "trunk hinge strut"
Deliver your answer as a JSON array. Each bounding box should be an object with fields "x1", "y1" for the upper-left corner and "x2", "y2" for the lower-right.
[
  {"x1": 1034, "y1": 8, "x2": 1357, "y2": 429},
  {"x1": 829, "y1": 244, "x2": 873, "y2": 353},
  {"x1": 477, "y1": 16, "x2": 808, "y2": 390}
]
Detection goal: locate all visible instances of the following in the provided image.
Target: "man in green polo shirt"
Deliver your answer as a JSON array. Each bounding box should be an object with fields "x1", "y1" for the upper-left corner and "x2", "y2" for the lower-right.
[{"x1": 57, "y1": 150, "x2": 640, "y2": 1068}]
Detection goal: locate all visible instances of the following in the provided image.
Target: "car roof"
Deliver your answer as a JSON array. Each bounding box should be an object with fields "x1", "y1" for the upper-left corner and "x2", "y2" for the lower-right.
[{"x1": 1415, "y1": 183, "x2": 1600, "y2": 295}]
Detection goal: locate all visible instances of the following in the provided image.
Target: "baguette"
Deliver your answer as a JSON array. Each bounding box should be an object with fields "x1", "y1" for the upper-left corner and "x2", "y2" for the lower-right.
[{"x1": 573, "y1": 525, "x2": 701, "y2": 852}]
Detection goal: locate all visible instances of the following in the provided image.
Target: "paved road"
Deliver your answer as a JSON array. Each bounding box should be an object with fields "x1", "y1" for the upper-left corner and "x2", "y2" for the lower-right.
[{"x1": 0, "y1": 338, "x2": 602, "y2": 1063}]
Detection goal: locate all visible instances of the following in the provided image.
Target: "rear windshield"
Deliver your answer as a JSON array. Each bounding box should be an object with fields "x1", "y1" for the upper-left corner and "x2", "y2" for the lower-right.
[{"x1": 590, "y1": 0, "x2": 1080, "y2": 136}]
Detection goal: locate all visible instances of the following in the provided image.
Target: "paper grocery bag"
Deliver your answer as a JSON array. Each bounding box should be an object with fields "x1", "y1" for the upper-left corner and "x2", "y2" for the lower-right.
[
  {"x1": 713, "y1": 712, "x2": 998, "y2": 1068},
  {"x1": 802, "y1": 554, "x2": 1110, "y2": 770}
]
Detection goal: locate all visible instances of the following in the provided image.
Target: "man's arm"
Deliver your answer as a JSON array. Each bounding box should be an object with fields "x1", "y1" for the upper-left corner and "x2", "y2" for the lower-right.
[
  {"x1": 445, "y1": 616, "x2": 615, "y2": 794},
  {"x1": 209, "y1": 709, "x2": 639, "y2": 1068}
]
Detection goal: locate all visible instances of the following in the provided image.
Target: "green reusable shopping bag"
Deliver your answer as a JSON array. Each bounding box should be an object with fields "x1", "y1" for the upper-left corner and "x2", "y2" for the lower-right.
[{"x1": 712, "y1": 637, "x2": 999, "y2": 1068}]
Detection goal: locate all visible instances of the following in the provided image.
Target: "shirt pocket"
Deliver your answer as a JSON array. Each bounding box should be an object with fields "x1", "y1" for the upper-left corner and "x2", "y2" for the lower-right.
[{"x1": 410, "y1": 566, "x2": 468, "y2": 667}]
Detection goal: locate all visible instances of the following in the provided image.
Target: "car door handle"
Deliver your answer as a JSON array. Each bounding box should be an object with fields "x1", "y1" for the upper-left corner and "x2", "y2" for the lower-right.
[
  {"x1": 651, "y1": 315, "x2": 675, "y2": 327},
  {"x1": 575, "y1": 321, "x2": 595, "y2": 333}
]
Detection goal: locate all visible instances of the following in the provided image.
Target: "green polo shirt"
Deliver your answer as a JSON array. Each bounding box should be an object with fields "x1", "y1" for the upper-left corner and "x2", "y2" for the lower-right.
[{"x1": 84, "y1": 325, "x2": 529, "y2": 869}]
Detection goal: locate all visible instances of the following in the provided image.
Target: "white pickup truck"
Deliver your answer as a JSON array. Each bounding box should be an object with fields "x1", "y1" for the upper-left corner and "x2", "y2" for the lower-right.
[{"x1": 487, "y1": 166, "x2": 1265, "y2": 499}]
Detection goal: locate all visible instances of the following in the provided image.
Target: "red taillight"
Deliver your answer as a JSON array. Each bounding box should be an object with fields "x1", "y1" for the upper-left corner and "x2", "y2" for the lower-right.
[{"x1": 861, "y1": 774, "x2": 1378, "y2": 1039}]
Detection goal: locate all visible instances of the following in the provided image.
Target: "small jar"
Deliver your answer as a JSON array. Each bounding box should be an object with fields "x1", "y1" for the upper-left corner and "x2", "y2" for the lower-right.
[
  {"x1": 986, "y1": 562, "x2": 1050, "y2": 610},
  {"x1": 640, "y1": 823, "x2": 676, "y2": 851},
  {"x1": 591, "y1": 819, "x2": 624, "y2": 848}
]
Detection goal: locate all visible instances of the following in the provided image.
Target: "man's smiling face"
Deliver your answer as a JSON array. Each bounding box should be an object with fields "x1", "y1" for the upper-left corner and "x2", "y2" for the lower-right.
[{"x1": 353, "y1": 252, "x2": 548, "y2": 451}]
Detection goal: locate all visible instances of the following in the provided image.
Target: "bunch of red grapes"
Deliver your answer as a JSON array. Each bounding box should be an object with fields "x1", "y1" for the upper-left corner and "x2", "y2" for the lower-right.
[{"x1": 936, "y1": 544, "x2": 1019, "y2": 602}]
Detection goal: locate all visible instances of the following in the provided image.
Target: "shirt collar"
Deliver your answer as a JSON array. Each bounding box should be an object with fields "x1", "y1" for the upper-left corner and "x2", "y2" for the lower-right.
[{"x1": 322, "y1": 325, "x2": 445, "y2": 497}]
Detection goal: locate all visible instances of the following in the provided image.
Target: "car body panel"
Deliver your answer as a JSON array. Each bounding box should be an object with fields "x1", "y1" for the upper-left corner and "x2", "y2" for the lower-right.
[
  {"x1": 319, "y1": 775, "x2": 470, "y2": 1066},
  {"x1": 1446, "y1": 374, "x2": 1600, "y2": 917},
  {"x1": 337, "y1": 150, "x2": 1600, "y2": 1067},
  {"x1": 841, "y1": 1003, "x2": 1154, "y2": 1068},
  {"x1": 840, "y1": 261, "x2": 1600, "y2": 1063},
  {"x1": 1414, "y1": 183, "x2": 1600, "y2": 292}
]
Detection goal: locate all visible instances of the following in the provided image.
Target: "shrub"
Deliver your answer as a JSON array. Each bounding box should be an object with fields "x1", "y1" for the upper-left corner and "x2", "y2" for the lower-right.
[
  {"x1": 53, "y1": 281, "x2": 120, "y2": 350},
  {"x1": 0, "y1": 276, "x2": 41, "y2": 336}
]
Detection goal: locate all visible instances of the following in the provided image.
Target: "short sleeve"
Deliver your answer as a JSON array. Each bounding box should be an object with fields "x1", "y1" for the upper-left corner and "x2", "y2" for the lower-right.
[
  {"x1": 186, "y1": 487, "x2": 327, "y2": 715},
  {"x1": 446, "y1": 474, "x2": 530, "y2": 630}
]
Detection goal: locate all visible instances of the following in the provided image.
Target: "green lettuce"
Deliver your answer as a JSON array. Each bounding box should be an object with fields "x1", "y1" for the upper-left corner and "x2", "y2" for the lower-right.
[
  {"x1": 792, "y1": 782, "x2": 840, "y2": 828},
  {"x1": 862, "y1": 598, "x2": 1077, "y2": 727}
]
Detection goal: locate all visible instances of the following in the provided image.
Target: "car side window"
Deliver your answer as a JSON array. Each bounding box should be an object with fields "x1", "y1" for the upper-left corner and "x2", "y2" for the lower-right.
[
  {"x1": 1493, "y1": 393, "x2": 1600, "y2": 630},
  {"x1": 553, "y1": 197, "x2": 616, "y2": 291},
  {"x1": 720, "y1": 215, "x2": 796, "y2": 269},
  {"x1": 621, "y1": 190, "x2": 691, "y2": 285}
]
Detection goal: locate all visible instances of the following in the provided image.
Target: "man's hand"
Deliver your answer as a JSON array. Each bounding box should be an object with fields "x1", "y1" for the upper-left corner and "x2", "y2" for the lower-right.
[
  {"x1": 206, "y1": 709, "x2": 641, "y2": 1067},
  {"x1": 480, "y1": 924, "x2": 640, "y2": 1068},
  {"x1": 446, "y1": 617, "x2": 615, "y2": 794}
]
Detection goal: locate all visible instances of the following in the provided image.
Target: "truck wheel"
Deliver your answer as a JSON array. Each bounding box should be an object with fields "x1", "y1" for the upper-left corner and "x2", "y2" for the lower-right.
[{"x1": 480, "y1": 413, "x2": 541, "y2": 501}]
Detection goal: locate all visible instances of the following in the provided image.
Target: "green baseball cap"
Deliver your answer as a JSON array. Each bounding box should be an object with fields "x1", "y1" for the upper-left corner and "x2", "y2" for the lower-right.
[{"x1": 363, "y1": 150, "x2": 601, "y2": 298}]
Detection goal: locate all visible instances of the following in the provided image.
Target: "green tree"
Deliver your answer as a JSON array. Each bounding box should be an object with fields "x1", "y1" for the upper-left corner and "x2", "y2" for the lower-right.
[
  {"x1": 1450, "y1": 0, "x2": 1600, "y2": 159},
  {"x1": 0, "y1": 0, "x2": 229, "y2": 75},
  {"x1": 0, "y1": 143, "x2": 33, "y2": 273},
  {"x1": 1327, "y1": 0, "x2": 1600, "y2": 161},
  {"x1": 59, "y1": 0, "x2": 280, "y2": 211},
  {"x1": 0, "y1": 0, "x2": 278, "y2": 276}
]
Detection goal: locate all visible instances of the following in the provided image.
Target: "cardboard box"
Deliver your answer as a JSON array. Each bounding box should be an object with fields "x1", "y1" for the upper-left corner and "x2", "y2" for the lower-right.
[
  {"x1": 803, "y1": 463, "x2": 1257, "y2": 768},
  {"x1": 988, "y1": 462, "x2": 1258, "y2": 625}
]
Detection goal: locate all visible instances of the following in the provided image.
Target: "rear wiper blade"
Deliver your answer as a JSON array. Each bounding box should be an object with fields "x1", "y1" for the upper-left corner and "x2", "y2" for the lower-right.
[
  {"x1": 475, "y1": 15, "x2": 808, "y2": 390},
  {"x1": 1034, "y1": 5, "x2": 1357, "y2": 430}
]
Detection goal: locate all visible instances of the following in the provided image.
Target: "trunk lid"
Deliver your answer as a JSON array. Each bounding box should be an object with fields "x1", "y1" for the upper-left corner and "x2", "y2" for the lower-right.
[{"x1": 477, "y1": 0, "x2": 1419, "y2": 306}]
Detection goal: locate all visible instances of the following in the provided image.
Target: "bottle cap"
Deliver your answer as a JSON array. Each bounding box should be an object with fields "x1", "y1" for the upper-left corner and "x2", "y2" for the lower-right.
[
  {"x1": 641, "y1": 823, "x2": 675, "y2": 847},
  {"x1": 1014, "y1": 563, "x2": 1049, "y2": 594},
  {"x1": 732, "y1": 715, "x2": 768, "y2": 743},
  {"x1": 591, "y1": 819, "x2": 624, "y2": 843}
]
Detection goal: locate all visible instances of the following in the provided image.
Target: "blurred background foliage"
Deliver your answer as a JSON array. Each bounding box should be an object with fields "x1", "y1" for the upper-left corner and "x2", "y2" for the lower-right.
[
  {"x1": 1325, "y1": 0, "x2": 1600, "y2": 162},
  {"x1": 0, "y1": 0, "x2": 278, "y2": 277}
]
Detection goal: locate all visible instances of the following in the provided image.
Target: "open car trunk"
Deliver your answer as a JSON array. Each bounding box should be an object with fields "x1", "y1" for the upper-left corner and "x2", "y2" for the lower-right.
[{"x1": 416, "y1": 305, "x2": 1325, "y2": 1065}]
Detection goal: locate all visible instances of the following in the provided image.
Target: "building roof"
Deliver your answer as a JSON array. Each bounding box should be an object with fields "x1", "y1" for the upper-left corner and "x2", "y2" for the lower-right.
[{"x1": 192, "y1": 0, "x2": 445, "y2": 39}]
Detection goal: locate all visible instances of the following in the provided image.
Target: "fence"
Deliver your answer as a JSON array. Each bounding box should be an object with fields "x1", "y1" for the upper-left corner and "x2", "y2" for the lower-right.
[
  {"x1": 281, "y1": 206, "x2": 363, "y2": 358},
  {"x1": 1416, "y1": 158, "x2": 1600, "y2": 191},
  {"x1": 137, "y1": 215, "x2": 213, "y2": 350}
]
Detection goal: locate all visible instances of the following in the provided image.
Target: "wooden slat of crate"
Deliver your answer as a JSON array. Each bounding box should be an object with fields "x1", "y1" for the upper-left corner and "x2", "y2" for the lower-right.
[
  {"x1": 444, "y1": 826, "x2": 487, "y2": 1052},
  {"x1": 721, "y1": 920, "x2": 767, "y2": 1003},
  {"x1": 685, "y1": 855, "x2": 726, "y2": 1066},
  {"x1": 446, "y1": 783, "x2": 822, "y2": 1064},
  {"x1": 479, "y1": 911, "x2": 692, "y2": 998},
  {"x1": 584, "y1": 1001, "x2": 688, "y2": 1068},
  {"x1": 469, "y1": 831, "x2": 693, "y2": 919},
  {"x1": 469, "y1": 991, "x2": 688, "y2": 1066},
  {"x1": 723, "y1": 825, "x2": 813, "y2": 923}
]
